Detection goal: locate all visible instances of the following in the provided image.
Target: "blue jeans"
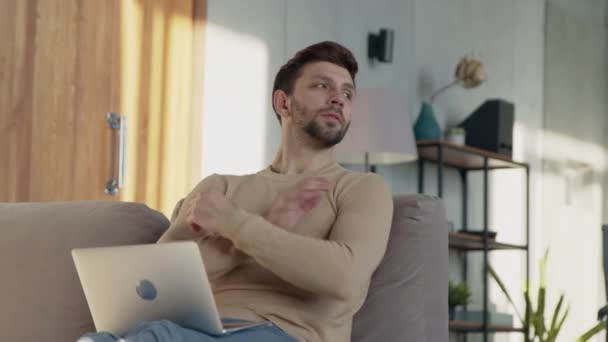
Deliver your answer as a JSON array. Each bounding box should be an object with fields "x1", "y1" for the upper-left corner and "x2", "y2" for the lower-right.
[{"x1": 78, "y1": 319, "x2": 299, "y2": 342}]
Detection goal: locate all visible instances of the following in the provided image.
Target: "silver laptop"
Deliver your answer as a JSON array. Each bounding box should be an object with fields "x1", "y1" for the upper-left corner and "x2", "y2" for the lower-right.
[{"x1": 72, "y1": 241, "x2": 270, "y2": 337}]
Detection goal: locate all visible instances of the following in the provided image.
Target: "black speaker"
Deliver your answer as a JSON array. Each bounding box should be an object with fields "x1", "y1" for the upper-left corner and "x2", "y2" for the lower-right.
[
  {"x1": 458, "y1": 99, "x2": 515, "y2": 157},
  {"x1": 368, "y1": 29, "x2": 394, "y2": 63}
]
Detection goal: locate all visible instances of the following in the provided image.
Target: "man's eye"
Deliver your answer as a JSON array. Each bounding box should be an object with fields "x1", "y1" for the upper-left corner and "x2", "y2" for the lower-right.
[
  {"x1": 344, "y1": 92, "x2": 353, "y2": 99},
  {"x1": 316, "y1": 83, "x2": 327, "y2": 89}
]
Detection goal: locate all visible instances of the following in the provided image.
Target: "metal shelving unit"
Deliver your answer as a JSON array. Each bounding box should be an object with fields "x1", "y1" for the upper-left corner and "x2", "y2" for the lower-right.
[{"x1": 416, "y1": 140, "x2": 530, "y2": 342}]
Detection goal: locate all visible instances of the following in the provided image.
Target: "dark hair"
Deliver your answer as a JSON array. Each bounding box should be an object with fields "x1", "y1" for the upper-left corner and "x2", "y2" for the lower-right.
[{"x1": 272, "y1": 41, "x2": 358, "y2": 123}]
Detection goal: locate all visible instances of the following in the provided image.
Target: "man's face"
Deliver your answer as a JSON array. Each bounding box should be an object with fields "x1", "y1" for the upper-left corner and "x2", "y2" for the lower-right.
[{"x1": 287, "y1": 62, "x2": 355, "y2": 148}]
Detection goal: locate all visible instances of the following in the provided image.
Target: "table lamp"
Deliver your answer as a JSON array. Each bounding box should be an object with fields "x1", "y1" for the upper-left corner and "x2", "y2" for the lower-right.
[{"x1": 334, "y1": 88, "x2": 418, "y2": 171}]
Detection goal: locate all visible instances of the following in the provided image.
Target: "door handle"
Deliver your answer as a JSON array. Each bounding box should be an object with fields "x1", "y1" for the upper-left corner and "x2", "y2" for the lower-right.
[{"x1": 105, "y1": 112, "x2": 127, "y2": 195}]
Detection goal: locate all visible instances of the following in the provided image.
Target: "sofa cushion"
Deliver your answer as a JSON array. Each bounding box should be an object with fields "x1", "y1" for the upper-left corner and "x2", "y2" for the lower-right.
[
  {"x1": 0, "y1": 201, "x2": 169, "y2": 342},
  {"x1": 352, "y1": 194, "x2": 449, "y2": 342}
]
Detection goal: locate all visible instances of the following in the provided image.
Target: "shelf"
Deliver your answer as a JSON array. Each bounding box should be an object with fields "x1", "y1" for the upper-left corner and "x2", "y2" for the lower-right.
[
  {"x1": 416, "y1": 140, "x2": 528, "y2": 170},
  {"x1": 449, "y1": 320, "x2": 525, "y2": 333},
  {"x1": 449, "y1": 232, "x2": 527, "y2": 251}
]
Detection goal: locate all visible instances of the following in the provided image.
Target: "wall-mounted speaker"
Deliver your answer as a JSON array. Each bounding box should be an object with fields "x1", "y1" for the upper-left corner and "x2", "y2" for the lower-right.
[{"x1": 368, "y1": 29, "x2": 394, "y2": 63}]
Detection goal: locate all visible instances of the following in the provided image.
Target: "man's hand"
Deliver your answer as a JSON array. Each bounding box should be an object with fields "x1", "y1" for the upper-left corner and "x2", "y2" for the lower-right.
[
  {"x1": 266, "y1": 177, "x2": 333, "y2": 230},
  {"x1": 184, "y1": 191, "x2": 237, "y2": 237}
]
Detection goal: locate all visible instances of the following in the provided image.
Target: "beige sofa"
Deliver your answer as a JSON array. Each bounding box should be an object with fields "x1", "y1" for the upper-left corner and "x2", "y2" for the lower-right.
[{"x1": 0, "y1": 193, "x2": 448, "y2": 342}]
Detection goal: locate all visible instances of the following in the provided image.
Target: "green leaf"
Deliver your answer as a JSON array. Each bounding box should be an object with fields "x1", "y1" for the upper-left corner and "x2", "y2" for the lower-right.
[
  {"x1": 536, "y1": 287, "x2": 546, "y2": 336},
  {"x1": 525, "y1": 290, "x2": 540, "y2": 335},
  {"x1": 553, "y1": 306, "x2": 569, "y2": 338},
  {"x1": 576, "y1": 321, "x2": 607, "y2": 342},
  {"x1": 524, "y1": 292, "x2": 533, "y2": 342},
  {"x1": 549, "y1": 294, "x2": 564, "y2": 332},
  {"x1": 540, "y1": 248, "x2": 549, "y2": 288},
  {"x1": 535, "y1": 248, "x2": 550, "y2": 340},
  {"x1": 488, "y1": 264, "x2": 525, "y2": 325},
  {"x1": 547, "y1": 302, "x2": 568, "y2": 341},
  {"x1": 525, "y1": 290, "x2": 533, "y2": 316}
]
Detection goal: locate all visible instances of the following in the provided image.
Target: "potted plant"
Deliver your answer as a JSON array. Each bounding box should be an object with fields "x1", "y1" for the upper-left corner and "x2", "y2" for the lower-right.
[
  {"x1": 449, "y1": 280, "x2": 472, "y2": 320},
  {"x1": 490, "y1": 249, "x2": 607, "y2": 341},
  {"x1": 488, "y1": 250, "x2": 568, "y2": 342}
]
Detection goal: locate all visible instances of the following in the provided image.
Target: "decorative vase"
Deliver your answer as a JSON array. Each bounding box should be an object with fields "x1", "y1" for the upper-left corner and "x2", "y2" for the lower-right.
[{"x1": 413, "y1": 102, "x2": 441, "y2": 141}]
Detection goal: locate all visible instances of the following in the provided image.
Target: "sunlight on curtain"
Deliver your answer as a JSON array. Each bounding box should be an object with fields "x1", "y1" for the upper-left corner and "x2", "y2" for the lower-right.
[{"x1": 120, "y1": 0, "x2": 195, "y2": 217}]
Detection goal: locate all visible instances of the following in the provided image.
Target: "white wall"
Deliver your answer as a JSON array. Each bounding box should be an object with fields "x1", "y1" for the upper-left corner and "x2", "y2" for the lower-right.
[
  {"x1": 200, "y1": 0, "x2": 605, "y2": 340},
  {"x1": 201, "y1": 0, "x2": 285, "y2": 176},
  {"x1": 542, "y1": 0, "x2": 608, "y2": 339}
]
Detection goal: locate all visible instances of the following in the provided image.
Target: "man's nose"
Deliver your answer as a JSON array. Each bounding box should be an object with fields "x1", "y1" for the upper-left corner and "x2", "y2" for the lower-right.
[{"x1": 328, "y1": 90, "x2": 345, "y2": 108}]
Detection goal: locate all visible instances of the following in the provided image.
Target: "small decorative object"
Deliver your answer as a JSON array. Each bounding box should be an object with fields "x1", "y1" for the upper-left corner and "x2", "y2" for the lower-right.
[
  {"x1": 414, "y1": 57, "x2": 485, "y2": 141},
  {"x1": 445, "y1": 127, "x2": 466, "y2": 145},
  {"x1": 448, "y1": 280, "x2": 472, "y2": 320},
  {"x1": 413, "y1": 102, "x2": 441, "y2": 140},
  {"x1": 430, "y1": 57, "x2": 485, "y2": 103}
]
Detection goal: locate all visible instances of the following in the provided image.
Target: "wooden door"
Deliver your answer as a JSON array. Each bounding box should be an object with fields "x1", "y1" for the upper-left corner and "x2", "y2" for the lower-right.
[
  {"x1": 0, "y1": 0, "x2": 204, "y2": 215},
  {"x1": 0, "y1": 0, "x2": 119, "y2": 202}
]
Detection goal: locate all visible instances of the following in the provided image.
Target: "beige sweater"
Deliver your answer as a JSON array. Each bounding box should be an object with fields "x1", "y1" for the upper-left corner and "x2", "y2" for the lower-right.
[{"x1": 158, "y1": 162, "x2": 393, "y2": 342}]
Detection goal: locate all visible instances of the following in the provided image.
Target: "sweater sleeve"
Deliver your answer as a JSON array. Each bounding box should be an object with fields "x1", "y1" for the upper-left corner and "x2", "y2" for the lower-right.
[
  {"x1": 157, "y1": 174, "x2": 248, "y2": 280},
  {"x1": 220, "y1": 173, "x2": 394, "y2": 301}
]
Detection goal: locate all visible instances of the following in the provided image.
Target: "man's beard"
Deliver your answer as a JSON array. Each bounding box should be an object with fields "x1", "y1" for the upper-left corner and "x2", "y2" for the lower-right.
[{"x1": 291, "y1": 99, "x2": 350, "y2": 148}]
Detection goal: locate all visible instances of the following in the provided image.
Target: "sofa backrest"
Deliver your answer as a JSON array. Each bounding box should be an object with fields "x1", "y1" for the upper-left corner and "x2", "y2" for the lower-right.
[
  {"x1": 352, "y1": 193, "x2": 449, "y2": 342},
  {"x1": 0, "y1": 194, "x2": 448, "y2": 342},
  {"x1": 0, "y1": 201, "x2": 168, "y2": 342}
]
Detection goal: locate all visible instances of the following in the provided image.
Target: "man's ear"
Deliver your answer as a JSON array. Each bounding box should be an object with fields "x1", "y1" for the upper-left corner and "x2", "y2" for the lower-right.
[{"x1": 272, "y1": 89, "x2": 290, "y2": 121}]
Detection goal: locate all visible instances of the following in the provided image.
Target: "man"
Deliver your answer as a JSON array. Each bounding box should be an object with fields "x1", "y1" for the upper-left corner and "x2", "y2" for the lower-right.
[{"x1": 80, "y1": 41, "x2": 393, "y2": 342}]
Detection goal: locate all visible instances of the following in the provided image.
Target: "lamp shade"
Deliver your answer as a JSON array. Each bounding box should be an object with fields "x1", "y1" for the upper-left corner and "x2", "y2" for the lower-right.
[{"x1": 334, "y1": 88, "x2": 417, "y2": 165}]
